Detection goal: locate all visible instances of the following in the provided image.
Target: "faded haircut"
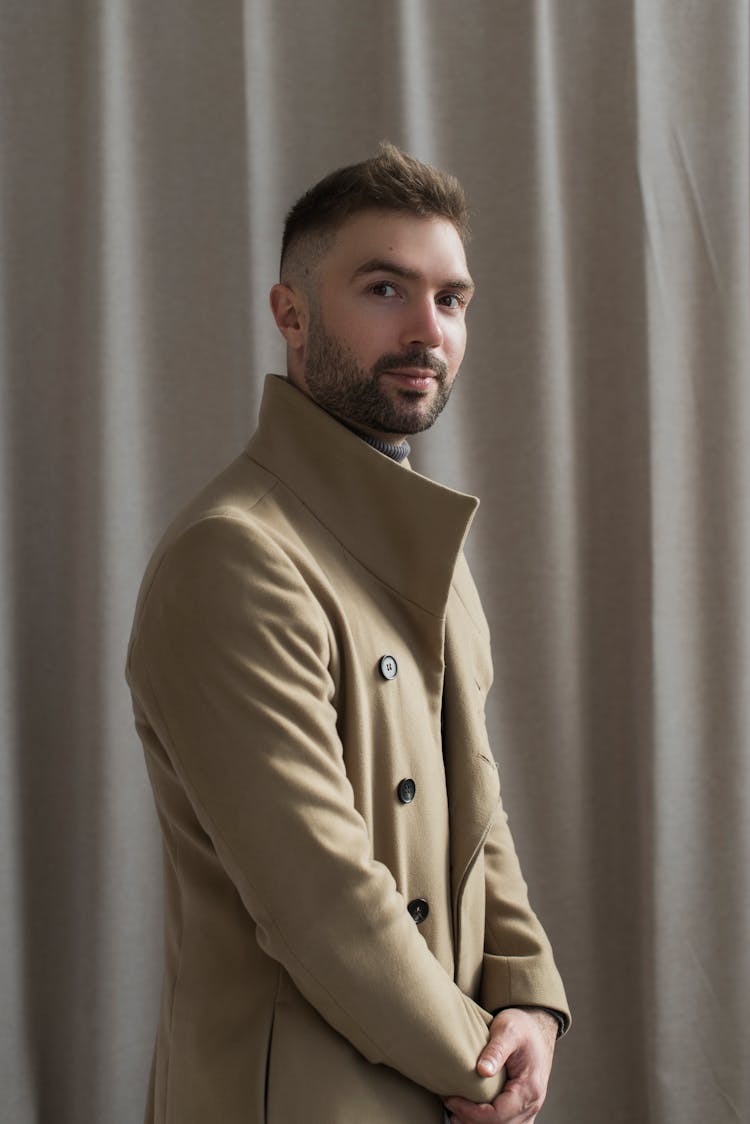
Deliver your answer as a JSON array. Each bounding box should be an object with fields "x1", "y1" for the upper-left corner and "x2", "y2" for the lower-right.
[{"x1": 279, "y1": 142, "x2": 469, "y2": 285}]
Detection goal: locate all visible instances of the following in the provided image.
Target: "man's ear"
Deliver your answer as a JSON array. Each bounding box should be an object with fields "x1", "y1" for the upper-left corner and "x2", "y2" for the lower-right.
[{"x1": 269, "y1": 283, "x2": 308, "y2": 351}]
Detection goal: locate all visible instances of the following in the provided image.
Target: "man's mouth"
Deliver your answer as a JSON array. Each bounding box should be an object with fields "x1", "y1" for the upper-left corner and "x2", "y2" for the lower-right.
[
  {"x1": 373, "y1": 351, "x2": 448, "y2": 388},
  {"x1": 381, "y1": 368, "x2": 437, "y2": 390}
]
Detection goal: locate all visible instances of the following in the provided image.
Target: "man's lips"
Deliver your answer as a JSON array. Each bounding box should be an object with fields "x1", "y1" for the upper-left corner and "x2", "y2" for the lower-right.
[{"x1": 380, "y1": 367, "x2": 439, "y2": 389}]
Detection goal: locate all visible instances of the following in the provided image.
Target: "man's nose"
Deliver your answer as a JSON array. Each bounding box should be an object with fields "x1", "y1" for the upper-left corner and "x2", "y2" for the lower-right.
[{"x1": 399, "y1": 299, "x2": 443, "y2": 350}]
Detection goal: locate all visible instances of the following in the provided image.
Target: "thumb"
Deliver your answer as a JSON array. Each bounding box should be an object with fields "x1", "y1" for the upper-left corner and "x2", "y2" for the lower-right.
[{"x1": 477, "y1": 1034, "x2": 510, "y2": 1077}]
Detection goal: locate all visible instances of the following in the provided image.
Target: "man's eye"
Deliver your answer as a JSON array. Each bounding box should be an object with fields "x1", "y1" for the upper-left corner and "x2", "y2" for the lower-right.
[
  {"x1": 371, "y1": 282, "x2": 398, "y2": 298},
  {"x1": 438, "y1": 293, "x2": 464, "y2": 310}
]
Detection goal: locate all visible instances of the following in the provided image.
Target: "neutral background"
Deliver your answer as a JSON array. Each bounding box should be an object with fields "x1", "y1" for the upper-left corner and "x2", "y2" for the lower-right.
[{"x1": 2, "y1": 2, "x2": 748, "y2": 1121}]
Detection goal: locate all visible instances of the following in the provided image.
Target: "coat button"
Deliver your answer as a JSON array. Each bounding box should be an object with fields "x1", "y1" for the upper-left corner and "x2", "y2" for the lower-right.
[
  {"x1": 397, "y1": 778, "x2": 416, "y2": 804},
  {"x1": 407, "y1": 898, "x2": 429, "y2": 924},
  {"x1": 379, "y1": 655, "x2": 398, "y2": 680}
]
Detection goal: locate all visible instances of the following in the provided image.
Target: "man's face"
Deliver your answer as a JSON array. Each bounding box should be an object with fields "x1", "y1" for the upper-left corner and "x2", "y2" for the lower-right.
[{"x1": 298, "y1": 210, "x2": 474, "y2": 441}]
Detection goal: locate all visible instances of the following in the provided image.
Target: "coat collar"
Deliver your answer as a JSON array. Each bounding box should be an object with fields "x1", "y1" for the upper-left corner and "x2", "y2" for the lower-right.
[{"x1": 245, "y1": 375, "x2": 478, "y2": 619}]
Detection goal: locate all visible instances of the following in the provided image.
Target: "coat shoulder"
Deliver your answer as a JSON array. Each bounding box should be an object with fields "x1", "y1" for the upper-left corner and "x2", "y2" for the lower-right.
[{"x1": 128, "y1": 452, "x2": 333, "y2": 666}]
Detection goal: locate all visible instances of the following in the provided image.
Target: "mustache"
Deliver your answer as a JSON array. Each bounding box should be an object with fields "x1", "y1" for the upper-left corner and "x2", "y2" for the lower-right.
[{"x1": 372, "y1": 350, "x2": 448, "y2": 381}]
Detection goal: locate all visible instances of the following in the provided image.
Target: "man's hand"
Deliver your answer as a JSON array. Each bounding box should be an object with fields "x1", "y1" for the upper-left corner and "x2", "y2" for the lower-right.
[{"x1": 443, "y1": 1008, "x2": 558, "y2": 1123}]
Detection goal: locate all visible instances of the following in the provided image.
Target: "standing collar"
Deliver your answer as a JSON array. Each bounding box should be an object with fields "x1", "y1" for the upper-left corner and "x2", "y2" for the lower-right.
[{"x1": 245, "y1": 375, "x2": 479, "y2": 619}]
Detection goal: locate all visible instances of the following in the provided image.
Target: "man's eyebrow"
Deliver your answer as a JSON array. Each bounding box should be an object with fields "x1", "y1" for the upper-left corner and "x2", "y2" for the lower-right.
[{"x1": 352, "y1": 257, "x2": 475, "y2": 293}]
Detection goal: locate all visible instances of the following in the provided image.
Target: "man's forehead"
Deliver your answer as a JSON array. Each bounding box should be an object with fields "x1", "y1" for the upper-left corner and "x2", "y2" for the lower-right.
[{"x1": 324, "y1": 209, "x2": 471, "y2": 283}]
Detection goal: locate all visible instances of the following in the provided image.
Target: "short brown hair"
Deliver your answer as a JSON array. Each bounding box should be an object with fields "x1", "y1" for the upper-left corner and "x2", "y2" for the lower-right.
[{"x1": 280, "y1": 142, "x2": 469, "y2": 283}]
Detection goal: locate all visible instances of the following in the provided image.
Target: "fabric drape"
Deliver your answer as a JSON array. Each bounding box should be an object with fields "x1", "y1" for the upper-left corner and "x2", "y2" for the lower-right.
[{"x1": 1, "y1": 2, "x2": 748, "y2": 1121}]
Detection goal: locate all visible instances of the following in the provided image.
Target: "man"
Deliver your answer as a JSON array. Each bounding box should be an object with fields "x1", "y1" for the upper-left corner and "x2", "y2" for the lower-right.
[{"x1": 127, "y1": 144, "x2": 570, "y2": 1124}]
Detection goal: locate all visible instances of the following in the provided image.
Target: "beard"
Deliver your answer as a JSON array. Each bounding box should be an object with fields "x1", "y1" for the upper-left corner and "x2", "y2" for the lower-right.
[{"x1": 303, "y1": 314, "x2": 454, "y2": 436}]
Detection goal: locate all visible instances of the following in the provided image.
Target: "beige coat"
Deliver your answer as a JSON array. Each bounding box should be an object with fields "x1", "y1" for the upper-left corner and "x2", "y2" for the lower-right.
[{"x1": 127, "y1": 374, "x2": 569, "y2": 1124}]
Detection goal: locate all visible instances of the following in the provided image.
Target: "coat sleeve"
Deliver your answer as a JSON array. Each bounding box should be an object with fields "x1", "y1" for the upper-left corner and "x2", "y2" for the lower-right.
[
  {"x1": 479, "y1": 798, "x2": 571, "y2": 1033},
  {"x1": 127, "y1": 513, "x2": 505, "y2": 1102}
]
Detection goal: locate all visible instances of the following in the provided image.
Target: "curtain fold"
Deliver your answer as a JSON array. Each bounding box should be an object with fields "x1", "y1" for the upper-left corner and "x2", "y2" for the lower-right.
[{"x1": 1, "y1": 2, "x2": 748, "y2": 1121}]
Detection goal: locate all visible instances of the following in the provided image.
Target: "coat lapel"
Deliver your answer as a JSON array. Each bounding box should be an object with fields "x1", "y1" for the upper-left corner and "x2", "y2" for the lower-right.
[{"x1": 246, "y1": 375, "x2": 478, "y2": 618}]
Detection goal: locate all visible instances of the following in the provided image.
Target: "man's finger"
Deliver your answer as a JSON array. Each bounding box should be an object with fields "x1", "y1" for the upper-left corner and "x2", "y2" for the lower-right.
[
  {"x1": 478, "y1": 1050, "x2": 505, "y2": 1077},
  {"x1": 476, "y1": 1027, "x2": 513, "y2": 1077},
  {"x1": 444, "y1": 1096, "x2": 500, "y2": 1122},
  {"x1": 446, "y1": 1080, "x2": 540, "y2": 1123}
]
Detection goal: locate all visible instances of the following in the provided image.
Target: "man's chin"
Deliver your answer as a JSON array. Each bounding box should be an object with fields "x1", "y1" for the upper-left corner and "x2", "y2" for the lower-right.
[
  {"x1": 371, "y1": 386, "x2": 444, "y2": 432},
  {"x1": 377, "y1": 410, "x2": 442, "y2": 436}
]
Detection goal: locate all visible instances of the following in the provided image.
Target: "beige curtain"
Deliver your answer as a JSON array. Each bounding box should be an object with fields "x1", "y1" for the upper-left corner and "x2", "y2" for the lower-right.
[{"x1": 2, "y1": 2, "x2": 748, "y2": 1121}]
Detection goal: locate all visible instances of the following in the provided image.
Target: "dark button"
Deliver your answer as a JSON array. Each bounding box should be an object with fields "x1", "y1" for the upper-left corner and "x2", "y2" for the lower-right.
[
  {"x1": 397, "y1": 778, "x2": 416, "y2": 804},
  {"x1": 379, "y1": 655, "x2": 398, "y2": 680},
  {"x1": 407, "y1": 898, "x2": 429, "y2": 925}
]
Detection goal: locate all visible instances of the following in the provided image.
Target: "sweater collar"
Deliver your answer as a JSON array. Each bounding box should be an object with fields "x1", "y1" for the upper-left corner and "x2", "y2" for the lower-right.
[
  {"x1": 353, "y1": 430, "x2": 411, "y2": 463},
  {"x1": 244, "y1": 375, "x2": 478, "y2": 619}
]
